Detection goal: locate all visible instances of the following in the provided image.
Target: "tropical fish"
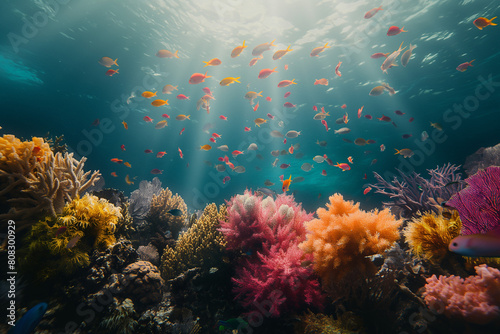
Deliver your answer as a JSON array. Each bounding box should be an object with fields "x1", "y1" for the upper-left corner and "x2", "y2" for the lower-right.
[
  {"x1": 280, "y1": 163, "x2": 290, "y2": 169},
  {"x1": 105, "y1": 69, "x2": 119, "y2": 76},
  {"x1": 151, "y1": 169, "x2": 162, "y2": 174},
  {"x1": 381, "y1": 82, "x2": 396, "y2": 95},
  {"x1": 449, "y1": 227, "x2": 500, "y2": 257},
  {"x1": 231, "y1": 40, "x2": 247, "y2": 58},
  {"x1": 421, "y1": 131, "x2": 429, "y2": 141},
  {"x1": 253, "y1": 102, "x2": 260, "y2": 112},
  {"x1": 234, "y1": 166, "x2": 246, "y2": 173},
  {"x1": 285, "y1": 130, "x2": 301, "y2": 138},
  {"x1": 156, "y1": 49, "x2": 179, "y2": 58},
  {"x1": 55, "y1": 226, "x2": 67, "y2": 237},
  {"x1": 219, "y1": 115, "x2": 227, "y2": 120},
  {"x1": 222, "y1": 176, "x2": 230, "y2": 184},
  {"x1": 371, "y1": 52, "x2": 389, "y2": 59},
  {"x1": 401, "y1": 44, "x2": 416, "y2": 67},
  {"x1": 387, "y1": 26, "x2": 407, "y2": 36},
  {"x1": 200, "y1": 144, "x2": 212, "y2": 151},
  {"x1": 167, "y1": 209, "x2": 183, "y2": 216},
  {"x1": 189, "y1": 72, "x2": 211, "y2": 84},
  {"x1": 141, "y1": 91, "x2": 157, "y2": 98},
  {"x1": 232, "y1": 150, "x2": 243, "y2": 157},
  {"x1": 111, "y1": 158, "x2": 123, "y2": 164},
  {"x1": 395, "y1": 110, "x2": 405, "y2": 115},
  {"x1": 277, "y1": 79, "x2": 297, "y2": 88},
  {"x1": 310, "y1": 42, "x2": 330, "y2": 57},
  {"x1": 335, "y1": 162, "x2": 351, "y2": 171},
  {"x1": 245, "y1": 90, "x2": 263, "y2": 102},
  {"x1": 394, "y1": 148, "x2": 414, "y2": 158},
  {"x1": 321, "y1": 120, "x2": 329, "y2": 131},
  {"x1": 120, "y1": 144, "x2": 126, "y2": 151},
  {"x1": 430, "y1": 122, "x2": 443, "y2": 130},
  {"x1": 247, "y1": 143, "x2": 258, "y2": 151},
  {"x1": 151, "y1": 99, "x2": 168, "y2": 107},
  {"x1": 380, "y1": 144, "x2": 386, "y2": 152},
  {"x1": 111, "y1": 172, "x2": 118, "y2": 177},
  {"x1": 178, "y1": 147, "x2": 183, "y2": 159},
  {"x1": 363, "y1": 187, "x2": 372, "y2": 195},
  {"x1": 203, "y1": 58, "x2": 221, "y2": 67},
  {"x1": 364, "y1": 6, "x2": 383, "y2": 19},
  {"x1": 273, "y1": 45, "x2": 293, "y2": 60},
  {"x1": 313, "y1": 155, "x2": 325, "y2": 163},
  {"x1": 217, "y1": 145, "x2": 229, "y2": 151},
  {"x1": 220, "y1": 77, "x2": 241, "y2": 86},
  {"x1": 156, "y1": 151, "x2": 166, "y2": 158},
  {"x1": 9, "y1": 302, "x2": 48, "y2": 334},
  {"x1": 291, "y1": 176, "x2": 304, "y2": 184},
  {"x1": 281, "y1": 175, "x2": 292, "y2": 192},
  {"x1": 402, "y1": 134, "x2": 412, "y2": 139},
  {"x1": 249, "y1": 55, "x2": 263, "y2": 67},
  {"x1": 258, "y1": 67, "x2": 278, "y2": 79},
  {"x1": 378, "y1": 115, "x2": 392, "y2": 122},
  {"x1": 176, "y1": 94, "x2": 190, "y2": 100},
  {"x1": 357, "y1": 106, "x2": 364, "y2": 119},
  {"x1": 66, "y1": 235, "x2": 82, "y2": 248},
  {"x1": 369, "y1": 86, "x2": 385, "y2": 96},
  {"x1": 244, "y1": 127, "x2": 251, "y2": 132},
  {"x1": 254, "y1": 118, "x2": 267, "y2": 127},
  {"x1": 364, "y1": 115, "x2": 373, "y2": 120},
  {"x1": 98, "y1": 57, "x2": 118, "y2": 67},
  {"x1": 124, "y1": 162, "x2": 131, "y2": 168},
  {"x1": 314, "y1": 78, "x2": 328, "y2": 85},
  {"x1": 343, "y1": 113, "x2": 349, "y2": 124},
  {"x1": 347, "y1": 156, "x2": 353, "y2": 164},
  {"x1": 473, "y1": 16, "x2": 497, "y2": 30},
  {"x1": 252, "y1": 40, "x2": 276, "y2": 56},
  {"x1": 456, "y1": 60, "x2": 475, "y2": 72},
  {"x1": 179, "y1": 127, "x2": 185, "y2": 135},
  {"x1": 284, "y1": 91, "x2": 291, "y2": 98},
  {"x1": 162, "y1": 84, "x2": 178, "y2": 94},
  {"x1": 409, "y1": 117, "x2": 414, "y2": 122},
  {"x1": 321, "y1": 170, "x2": 327, "y2": 176},
  {"x1": 283, "y1": 102, "x2": 296, "y2": 108},
  {"x1": 381, "y1": 42, "x2": 406, "y2": 73},
  {"x1": 354, "y1": 138, "x2": 367, "y2": 146},
  {"x1": 144, "y1": 149, "x2": 153, "y2": 154},
  {"x1": 266, "y1": 97, "x2": 272, "y2": 102},
  {"x1": 335, "y1": 61, "x2": 342, "y2": 77},
  {"x1": 313, "y1": 112, "x2": 330, "y2": 120},
  {"x1": 176, "y1": 114, "x2": 190, "y2": 121}
]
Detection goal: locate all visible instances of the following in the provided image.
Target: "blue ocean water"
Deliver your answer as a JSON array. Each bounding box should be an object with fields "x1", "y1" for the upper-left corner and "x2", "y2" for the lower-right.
[{"x1": 1, "y1": 0, "x2": 499, "y2": 212}]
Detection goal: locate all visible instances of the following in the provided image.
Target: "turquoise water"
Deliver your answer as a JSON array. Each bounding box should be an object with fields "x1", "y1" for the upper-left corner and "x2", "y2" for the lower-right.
[{"x1": 1, "y1": 0, "x2": 500, "y2": 212}]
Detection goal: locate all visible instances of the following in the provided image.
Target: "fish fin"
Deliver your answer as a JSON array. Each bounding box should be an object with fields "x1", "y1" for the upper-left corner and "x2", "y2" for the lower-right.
[
  {"x1": 489, "y1": 17, "x2": 497, "y2": 24},
  {"x1": 324, "y1": 42, "x2": 330, "y2": 48},
  {"x1": 292, "y1": 79, "x2": 297, "y2": 84},
  {"x1": 174, "y1": 50, "x2": 179, "y2": 58},
  {"x1": 272, "y1": 67, "x2": 278, "y2": 72},
  {"x1": 287, "y1": 45, "x2": 293, "y2": 51},
  {"x1": 187, "y1": 115, "x2": 190, "y2": 120},
  {"x1": 401, "y1": 26, "x2": 407, "y2": 32},
  {"x1": 394, "y1": 149, "x2": 400, "y2": 155},
  {"x1": 470, "y1": 59, "x2": 475, "y2": 65},
  {"x1": 204, "y1": 71, "x2": 212, "y2": 78},
  {"x1": 114, "y1": 58, "x2": 118, "y2": 66},
  {"x1": 258, "y1": 91, "x2": 263, "y2": 96},
  {"x1": 203, "y1": 61, "x2": 209, "y2": 67},
  {"x1": 270, "y1": 39, "x2": 276, "y2": 46},
  {"x1": 378, "y1": 6, "x2": 383, "y2": 10},
  {"x1": 234, "y1": 77, "x2": 241, "y2": 83}
]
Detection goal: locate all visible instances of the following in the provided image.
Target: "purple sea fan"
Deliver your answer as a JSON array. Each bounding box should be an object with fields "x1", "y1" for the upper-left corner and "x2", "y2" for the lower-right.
[{"x1": 447, "y1": 166, "x2": 500, "y2": 235}]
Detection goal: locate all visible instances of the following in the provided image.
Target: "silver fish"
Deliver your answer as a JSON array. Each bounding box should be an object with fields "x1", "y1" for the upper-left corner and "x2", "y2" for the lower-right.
[{"x1": 381, "y1": 42, "x2": 406, "y2": 73}]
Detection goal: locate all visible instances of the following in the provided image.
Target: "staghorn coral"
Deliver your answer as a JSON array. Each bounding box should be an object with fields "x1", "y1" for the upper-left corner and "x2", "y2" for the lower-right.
[
  {"x1": 160, "y1": 203, "x2": 227, "y2": 280},
  {"x1": 299, "y1": 193, "x2": 401, "y2": 287},
  {"x1": 19, "y1": 194, "x2": 120, "y2": 281},
  {"x1": 423, "y1": 264, "x2": 500, "y2": 325},
  {"x1": 447, "y1": 166, "x2": 500, "y2": 235},
  {"x1": 404, "y1": 211, "x2": 462, "y2": 264},
  {"x1": 147, "y1": 187, "x2": 188, "y2": 239},
  {"x1": 0, "y1": 134, "x2": 100, "y2": 230},
  {"x1": 371, "y1": 164, "x2": 464, "y2": 218}
]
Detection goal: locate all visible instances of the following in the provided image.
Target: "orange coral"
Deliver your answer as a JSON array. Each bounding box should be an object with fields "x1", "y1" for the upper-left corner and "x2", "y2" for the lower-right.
[
  {"x1": 299, "y1": 193, "x2": 401, "y2": 286},
  {"x1": 0, "y1": 135, "x2": 52, "y2": 173}
]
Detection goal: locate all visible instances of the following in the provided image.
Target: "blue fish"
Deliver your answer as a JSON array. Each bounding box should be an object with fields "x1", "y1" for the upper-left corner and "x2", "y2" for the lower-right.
[{"x1": 8, "y1": 302, "x2": 47, "y2": 334}]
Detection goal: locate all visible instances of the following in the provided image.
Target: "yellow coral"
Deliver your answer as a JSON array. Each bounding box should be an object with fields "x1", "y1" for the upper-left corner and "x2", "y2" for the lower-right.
[
  {"x1": 403, "y1": 211, "x2": 461, "y2": 264},
  {"x1": 147, "y1": 188, "x2": 188, "y2": 238},
  {"x1": 160, "y1": 203, "x2": 227, "y2": 280},
  {"x1": 0, "y1": 134, "x2": 52, "y2": 174},
  {"x1": 299, "y1": 194, "x2": 401, "y2": 286},
  {"x1": 20, "y1": 194, "x2": 121, "y2": 281}
]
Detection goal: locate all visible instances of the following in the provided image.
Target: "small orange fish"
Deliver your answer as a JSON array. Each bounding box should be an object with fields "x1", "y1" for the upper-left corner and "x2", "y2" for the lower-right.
[
  {"x1": 156, "y1": 49, "x2": 179, "y2": 58},
  {"x1": 288, "y1": 145, "x2": 294, "y2": 154},
  {"x1": 200, "y1": 144, "x2": 212, "y2": 151},
  {"x1": 125, "y1": 174, "x2": 134, "y2": 185},
  {"x1": 281, "y1": 175, "x2": 292, "y2": 192},
  {"x1": 473, "y1": 16, "x2": 497, "y2": 30},
  {"x1": 151, "y1": 99, "x2": 169, "y2": 107},
  {"x1": 231, "y1": 40, "x2": 247, "y2": 58},
  {"x1": 105, "y1": 69, "x2": 119, "y2": 76},
  {"x1": 363, "y1": 187, "x2": 372, "y2": 195},
  {"x1": 124, "y1": 162, "x2": 131, "y2": 168},
  {"x1": 253, "y1": 102, "x2": 259, "y2": 112},
  {"x1": 348, "y1": 156, "x2": 353, "y2": 164},
  {"x1": 258, "y1": 67, "x2": 278, "y2": 79},
  {"x1": 314, "y1": 78, "x2": 328, "y2": 86},
  {"x1": 203, "y1": 58, "x2": 221, "y2": 67},
  {"x1": 111, "y1": 158, "x2": 123, "y2": 164},
  {"x1": 122, "y1": 120, "x2": 128, "y2": 130},
  {"x1": 178, "y1": 147, "x2": 184, "y2": 159},
  {"x1": 335, "y1": 162, "x2": 351, "y2": 171},
  {"x1": 141, "y1": 91, "x2": 157, "y2": 98},
  {"x1": 111, "y1": 172, "x2": 118, "y2": 177},
  {"x1": 310, "y1": 43, "x2": 330, "y2": 57}
]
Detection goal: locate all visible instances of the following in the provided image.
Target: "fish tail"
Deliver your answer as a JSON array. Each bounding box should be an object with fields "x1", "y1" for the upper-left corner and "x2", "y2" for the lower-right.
[
  {"x1": 242, "y1": 40, "x2": 246, "y2": 46},
  {"x1": 271, "y1": 39, "x2": 276, "y2": 46},
  {"x1": 204, "y1": 71, "x2": 212, "y2": 78},
  {"x1": 174, "y1": 50, "x2": 179, "y2": 58},
  {"x1": 401, "y1": 26, "x2": 407, "y2": 32},
  {"x1": 470, "y1": 59, "x2": 475, "y2": 65},
  {"x1": 258, "y1": 90, "x2": 263, "y2": 96},
  {"x1": 291, "y1": 78, "x2": 297, "y2": 84},
  {"x1": 489, "y1": 17, "x2": 497, "y2": 25},
  {"x1": 202, "y1": 61, "x2": 209, "y2": 67},
  {"x1": 114, "y1": 58, "x2": 118, "y2": 66},
  {"x1": 394, "y1": 149, "x2": 400, "y2": 155},
  {"x1": 287, "y1": 45, "x2": 293, "y2": 51},
  {"x1": 165, "y1": 99, "x2": 169, "y2": 105},
  {"x1": 378, "y1": 6, "x2": 383, "y2": 10},
  {"x1": 234, "y1": 77, "x2": 241, "y2": 83},
  {"x1": 324, "y1": 42, "x2": 330, "y2": 48},
  {"x1": 398, "y1": 41, "x2": 405, "y2": 51},
  {"x1": 187, "y1": 115, "x2": 190, "y2": 120}
]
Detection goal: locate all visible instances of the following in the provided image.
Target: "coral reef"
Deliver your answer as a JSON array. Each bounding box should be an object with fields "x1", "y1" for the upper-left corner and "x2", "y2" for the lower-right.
[
  {"x1": 147, "y1": 187, "x2": 188, "y2": 239},
  {"x1": 93, "y1": 188, "x2": 135, "y2": 239},
  {"x1": 423, "y1": 264, "x2": 500, "y2": 325},
  {"x1": 299, "y1": 193, "x2": 401, "y2": 287},
  {"x1": 404, "y1": 211, "x2": 462, "y2": 264},
  {"x1": 463, "y1": 142, "x2": 500, "y2": 176},
  {"x1": 447, "y1": 166, "x2": 500, "y2": 235},
  {"x1": 20, "y1": 194, "x2": 120, "y2": 281},
  {"x1": 100, "y1": 298, "x2": 138, "y2": 334},
  {"x1": 160, "y1": 203, "x2": 227, "y2": 280},
  {"x1": 137, "y1": 243, "x2": 160, "y2": 266},
  {"x1": 109, "y1": 261, "x2": 164, "y2": 305},
  {"x1": 371, "y1": 164, "x2": 464, "y2": 218},
  {"x1": 128, "y1": 177, "x2": 162, "y2": 220},
  {"x1": 221, "y1": 190, "x2": 323, "y2": 317},
  {"x1": 0, "y1": 134, "x2": 101, "y2": 230},
  {"x1": 43, "y1": 132, "x2": 67, "y2": 155},
  {"x1": 295, "y1": 310, "x2": 365, "y2": 334}
]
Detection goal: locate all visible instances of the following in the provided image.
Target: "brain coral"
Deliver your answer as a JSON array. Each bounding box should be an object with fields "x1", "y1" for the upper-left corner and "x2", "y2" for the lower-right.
[{"x1": 299, "y1": 193, "x2": 401, "y2": 287}]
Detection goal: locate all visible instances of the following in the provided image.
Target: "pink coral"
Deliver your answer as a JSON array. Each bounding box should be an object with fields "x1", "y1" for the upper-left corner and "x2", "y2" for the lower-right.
[
  {"x1": 423, "y1": 264, "x2": 500, "y2": 325},
  {"x1": 220, "y1": 190, "x2": 323, "y2": 317},
  {"x1": 219, "y1": 190, "x2": 312, "y2": 253},
  {"x1": 232, "y1": 246, "x2": 323, "y2": 317}
]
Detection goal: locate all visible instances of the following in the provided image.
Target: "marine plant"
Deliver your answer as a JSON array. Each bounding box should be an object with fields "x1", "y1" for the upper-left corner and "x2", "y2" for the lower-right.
[
  {"x1": 147, "y1": 187, "x2": 188, "y2": 239},
  {"x1": 371, "y1": 163, "x2": 464, "y2": 218},
  {"x1": 447, "y1": 166, "x2": 500, "y2": 235},
  {"x1": 221, "y1": 190, "x2": 324, "y2": 317},
  {"x1": 403, "y1": 211, "x2": 462, "y2": 264},
  {"x1": 20, "y1": 194, "x2": 120, "y2": 281},
  {"x1": 160, "y1": 203, "x2": 227, "y2": 280},
  {"x1": 100, "y1": 298, "x2": 138, "y2": 334},
  {"x1": 423, "y1": 264, "x2": 500, "y2": 325},
  {"x1": 0, "y1": 134, "x2": 101, "y2": 230},
  {"x1": 299, "y1": 193, "x2": 401, "y2": 289}
]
